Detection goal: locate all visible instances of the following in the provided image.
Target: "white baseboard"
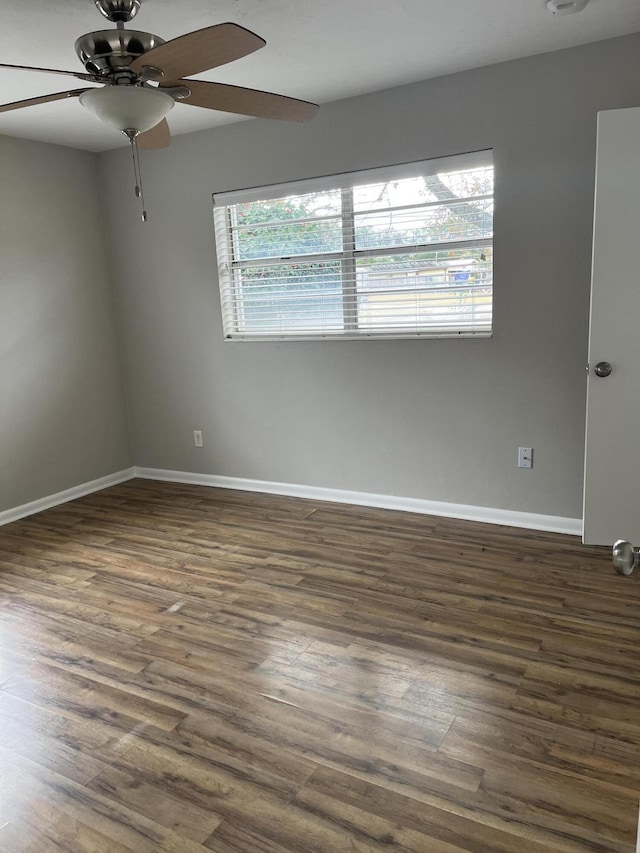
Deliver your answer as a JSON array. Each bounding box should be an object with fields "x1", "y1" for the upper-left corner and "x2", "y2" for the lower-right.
[
  {"x1": 0, "y1": 466, "x2": 582, "y2": 536},
  {"x1": 134, "y1": 467, "x2": 582, "y2": 536},
  {"x1": 0, "y1": 468, "x2": 136, "y2": 527}
]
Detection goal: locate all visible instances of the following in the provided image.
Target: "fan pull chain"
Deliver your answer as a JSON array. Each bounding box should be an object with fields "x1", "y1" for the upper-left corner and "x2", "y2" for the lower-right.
[{"x1": 127, "y1": 131, "x2": 148, "y2": 222}]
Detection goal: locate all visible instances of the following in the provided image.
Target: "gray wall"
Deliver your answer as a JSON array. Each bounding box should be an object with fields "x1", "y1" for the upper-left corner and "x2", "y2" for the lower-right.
[
  {"x1": 0, "y1": 136, "x2": 132, "y2": 512},
  {"x1": 100, "y1": 33, "x2": 640, "y2": 520}
]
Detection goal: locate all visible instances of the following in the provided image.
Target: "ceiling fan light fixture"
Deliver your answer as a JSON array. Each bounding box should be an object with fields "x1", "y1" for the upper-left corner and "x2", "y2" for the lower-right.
[{"x1": 79, "y1": 85, "x2": 174, "y2": 134}]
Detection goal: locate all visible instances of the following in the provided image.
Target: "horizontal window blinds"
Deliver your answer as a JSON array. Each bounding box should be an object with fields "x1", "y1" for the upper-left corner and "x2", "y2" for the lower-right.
[{"x1": 213, "y1": 151, "x2": 493, "y2": 340}]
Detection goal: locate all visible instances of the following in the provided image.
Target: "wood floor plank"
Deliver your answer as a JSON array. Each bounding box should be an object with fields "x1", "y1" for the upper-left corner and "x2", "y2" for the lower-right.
[
  {"x1": 0, "y1": 752, "x2": 179, "y2": 852},
  {"x1": 0, "y1": 479, "x2": 637, "y2": 851},
  {"x1": 0, "y1": 690, "x2": 147, "y2": 766},
  {"x1": 2, "y1": 663, "x2": 187, "y2": 733},
  {"x1": 295, "y1": 765, "x2": 580, "y2": 853},
  {"x1": 86, "y1": 764, "x2": 223, "y2": 842},
  {"x1": 0, "y1": 805, "x2": 135, "y2": 853}
]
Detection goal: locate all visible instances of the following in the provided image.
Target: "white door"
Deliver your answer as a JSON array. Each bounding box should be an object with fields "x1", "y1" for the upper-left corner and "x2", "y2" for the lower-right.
[{"x1": 583, "y1": 107, "x2": 640, "y2": 546}]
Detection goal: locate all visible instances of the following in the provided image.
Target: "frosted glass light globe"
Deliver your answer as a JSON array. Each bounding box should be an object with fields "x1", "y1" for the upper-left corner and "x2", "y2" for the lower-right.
[{"x1": 79, "y1": 85, "x2": 174, "y2": 133}]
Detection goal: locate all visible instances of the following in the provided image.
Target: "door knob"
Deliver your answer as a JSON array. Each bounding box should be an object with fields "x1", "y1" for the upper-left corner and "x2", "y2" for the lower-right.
[
  {"x1": 612, "y1": 539, "x2": 638, "y2": 575},
  {"x1": 594, "y1": 361, "x2": 612, "y2": 377}
]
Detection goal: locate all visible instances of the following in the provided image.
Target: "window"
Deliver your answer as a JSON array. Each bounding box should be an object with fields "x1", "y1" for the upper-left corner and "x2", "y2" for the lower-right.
[{"x1": 213, "y1": 150, "x2": 493, "y2": 341}]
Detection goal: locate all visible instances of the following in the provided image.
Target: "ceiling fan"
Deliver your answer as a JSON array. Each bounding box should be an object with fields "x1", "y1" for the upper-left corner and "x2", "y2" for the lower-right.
[
  {"x1": 0, "y1": 0, "x2": 319, "y2": 150},
  {"x1": 0, "y1": 0, "x2": 319, "y2": 218}
]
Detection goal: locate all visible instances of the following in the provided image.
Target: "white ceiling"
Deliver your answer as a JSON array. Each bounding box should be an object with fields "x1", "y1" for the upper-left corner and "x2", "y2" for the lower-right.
[{"x1": 0, "y1": 0, "x2": 639, "y2": 152}]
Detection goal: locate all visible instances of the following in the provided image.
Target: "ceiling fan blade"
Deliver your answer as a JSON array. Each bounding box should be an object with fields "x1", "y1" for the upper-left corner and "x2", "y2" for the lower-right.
[
  {"x1": 0, "y1": 88, "x2": 90, "y2": 114},
  {"x1": 137, "y1": 118, "x2": 171, "y2": 150},
  {"x1": 0, "y1": 62, "x2": 100, "y2": 84},
  {"x1": 130, "y1": 23, "x2": 265, "y2": 80},
  {"x1": 172, "y1": 79, "x2": 319, "y2": 122}
]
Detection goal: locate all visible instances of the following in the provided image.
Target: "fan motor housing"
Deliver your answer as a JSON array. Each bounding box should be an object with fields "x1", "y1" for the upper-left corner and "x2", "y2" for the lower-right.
[{"x1": 75, "y1": 30, "x2": 165, "y2": 77}]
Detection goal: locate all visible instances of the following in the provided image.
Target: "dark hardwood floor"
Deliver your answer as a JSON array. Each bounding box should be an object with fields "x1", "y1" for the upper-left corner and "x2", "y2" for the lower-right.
[{"x1": 0, "y1": 479, "x2": 638, "y2": 852}]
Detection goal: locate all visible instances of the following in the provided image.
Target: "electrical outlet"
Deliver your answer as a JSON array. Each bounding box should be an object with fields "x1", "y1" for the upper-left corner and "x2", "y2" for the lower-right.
[
  {"x1": 518, "y1": 447, "x2": 533, "y2": 469},
  {"x1": 193, "y1": 430, "x2": 203, "y2": 448}
]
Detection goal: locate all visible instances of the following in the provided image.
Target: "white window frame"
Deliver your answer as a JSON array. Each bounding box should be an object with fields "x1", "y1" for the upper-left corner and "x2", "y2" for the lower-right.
[{"x1": 213, "y1": 150, "x2": 493, "y2": 342}]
